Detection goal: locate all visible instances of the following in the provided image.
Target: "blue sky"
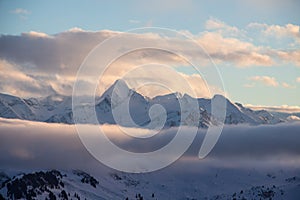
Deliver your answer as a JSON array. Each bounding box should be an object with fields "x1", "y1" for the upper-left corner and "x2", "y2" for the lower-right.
[
  {"x1": 0, "y1": 0, "x2": 299, "y2": 35},
  {"x1": 0, "y1": 0, "x2": 299, "y2": 107}
]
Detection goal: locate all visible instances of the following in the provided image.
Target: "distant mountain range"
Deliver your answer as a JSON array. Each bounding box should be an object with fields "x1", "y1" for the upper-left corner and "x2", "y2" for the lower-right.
[{"x1": 0, "y1": 79, "x2": 299, "y2": 128}]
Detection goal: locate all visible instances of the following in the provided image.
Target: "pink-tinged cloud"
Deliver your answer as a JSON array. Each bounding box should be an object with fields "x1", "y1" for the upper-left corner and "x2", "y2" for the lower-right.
[
  {"x1": 197, "y1": 32, "x2": 274, "y2": 67},
  {"x1": 245, "y1": 104, "x2": 300, "y2": 113},
  {"x1": 248, "y1": 23, "x2": 300, "y2": 41},
  {"x1": 205, "y1": 18, "x2": 246, "y2": 38},
  {"x1": 276, "y1": 50, "x2": 300, "y2": 66},
  {"x1": 22, "y1": 31, "x2": 52, "y2": 38},
  {"x1": 282, "y1": 82, "x2": 294, "y2": 89},
  {"x1": 249, "y1": 76, "x2": 279, "y2": 87},
  {"x1": 0, "y1": 22, "x2": 299, "y2": 97}
]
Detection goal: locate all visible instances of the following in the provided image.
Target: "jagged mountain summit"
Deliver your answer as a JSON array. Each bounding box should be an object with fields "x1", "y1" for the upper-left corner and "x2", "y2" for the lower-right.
[{"x1": 0, "y1": 79, "x2": 294, "y2": 128}]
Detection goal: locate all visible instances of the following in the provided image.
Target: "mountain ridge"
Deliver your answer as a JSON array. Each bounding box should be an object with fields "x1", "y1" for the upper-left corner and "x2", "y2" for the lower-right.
[{"x1": 0, "y1": 79, "x2": 297, "y2": 128}]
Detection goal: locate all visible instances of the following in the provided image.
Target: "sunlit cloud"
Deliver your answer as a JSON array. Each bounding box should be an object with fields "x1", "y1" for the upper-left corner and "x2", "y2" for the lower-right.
[
  {"x1": 275, "y1": 49, "x2": 300, "y2": 66},
  {"x1": 22, "y1": 31, "x2": 51, "y2": 38},
  {"x1": 245, "y1": 76, "x2": 297, "y2": 89},
  {"x1": 248, "y1": 76, "x2": 279, "y2": 87},
  {"x1": 197, "y1": 32, "x2": 274, "y2": 66},
  {"x1": 248, "y1": 22, "x2": 300, "y2": 43},
  {"x1": 0, "y1": 21, "x2": 299, "y2": 97},
  {"x1": 245, "y1": 104, "x2": 300, "y2": 113},
  {"x1": 205, "y1": 18, "x2": 246, "y2": 38},
  {"x1": 281, "y1": 82, "x2": 294, "y2": 89},
  {"x1": 0, "y1": 59, "x2": 74, "y2": 97}
]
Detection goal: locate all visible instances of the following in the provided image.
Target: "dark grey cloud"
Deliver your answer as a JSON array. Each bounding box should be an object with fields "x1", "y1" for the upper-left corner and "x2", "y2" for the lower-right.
[
  {"x1": 0, "y1": 119, "x2": 98, "y2": 171},
  {"x1": 0, "y1": 118, "x2": 299, "y2": 172},
  {"x1": 202, "y1": 123, "x2": 300, "y2": 158},
  {"x1": 0, "y1": 30, "x2": 116, "y2": 75}
]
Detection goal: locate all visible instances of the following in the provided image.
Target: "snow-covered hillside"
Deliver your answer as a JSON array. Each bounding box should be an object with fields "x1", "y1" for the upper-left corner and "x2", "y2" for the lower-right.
[
  {"x1": 0, "y1": 79, "x2": 296, "y2": 127},
  {"x1": 1, "y1": 168, "x2": 300, "y2": 200}
]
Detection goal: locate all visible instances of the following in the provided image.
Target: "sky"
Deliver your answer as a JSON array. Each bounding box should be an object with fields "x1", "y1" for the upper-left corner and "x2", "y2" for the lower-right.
[{"x1": 0, "y1": 0, "x2": 299, "y2": 108}]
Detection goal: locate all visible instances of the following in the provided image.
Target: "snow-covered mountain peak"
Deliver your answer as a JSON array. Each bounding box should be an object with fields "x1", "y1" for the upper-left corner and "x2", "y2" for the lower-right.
[
  {"x1": 0, "y1": 79, "x2": 292, "y2": 127},
  {"x1": 99, "y1": 79, "x2": 133, "y2": 106},
  {"x1": 102, "y1": 79, "x2": 131, "y2": 98},
  {"x1": 212, "y1": 94, "x2": 227, "y2": 100}
]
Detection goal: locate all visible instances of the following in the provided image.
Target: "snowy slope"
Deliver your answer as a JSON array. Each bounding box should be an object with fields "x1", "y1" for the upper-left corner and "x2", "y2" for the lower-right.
[
  {"x1": 1, "y1": 168, "x2": 300, "y2": 200},
  {"x1": 0, "y1": 93, "x2": 36, "y2": 121},
  {"x1": 96, "y1": 79, "x2": 151, "y2": 127},
  {"x1": 236, "y1": 103, "x2": 284, "y2": 124},
  {"x1": 0, "y1": 79, "x2": 288, "y2": 127}
]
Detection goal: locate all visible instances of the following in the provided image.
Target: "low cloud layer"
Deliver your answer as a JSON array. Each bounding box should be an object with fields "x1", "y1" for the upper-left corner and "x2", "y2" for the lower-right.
[{"x1": 0, "y1": 118, "x2": 299, "y2": 172}]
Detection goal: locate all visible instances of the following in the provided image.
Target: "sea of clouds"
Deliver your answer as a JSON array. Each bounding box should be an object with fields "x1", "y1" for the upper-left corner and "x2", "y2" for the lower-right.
[{"x1": 0, "y1": 118, "x2": 299, "y2": 173}]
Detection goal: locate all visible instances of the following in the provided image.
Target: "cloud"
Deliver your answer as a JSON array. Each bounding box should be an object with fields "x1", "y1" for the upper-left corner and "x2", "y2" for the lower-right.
[
  {"x1": 23, "y1": 31, "x2": 52, "y2": 38},
  {"x1": 275, "y1": 49, "x2": 300, "y2": 66},
  {"x1": 248, "y1": 22, "x2": 300, "y2": 43},
  {"x1": 179, "y1": 73, "x2": 225, "y2": 98},
  {"x1": 0, "y1": 118, "x2": 300, "y2": 171},
  {"x1": 246, "y1": 23, "x2": 300, "y2": 66},
  {"x1": 205, "y1": 18, "x2": 246, "y2": 38},
  {"x1": 0, "y1": 59, "x2": 76, "y2": 97},
  {"x1": 297, "y1": 77, "x2": 300, "y2": 83},
  {"x1": 205, "y1": 122, "x2": 300, "y2": 159},
  {"x1": 0, "y1": 29, "x2": 119, "y2": 76},
  {"x1": 0, "y1": 22, "x2": 299, "y2": 97},
  {"x1": 197, "y1": 32, "x2": 274, "y2": 66},
  {"x1": 205, "y1": 18, "x2": 227, "y2": 30},
  {"x1": 0, "y1": 29, "x2": 219, "y2": 98},
  {"x1": 249, "y1": 76, "x2": 279, "y2": 87},
  {"x1": 241, "y1": 21, "x2": 300, "y2": 66},
  {"x1": 0, "y1": 118, "x2": 95, "y2": 170},
  {"x1": 11, "y1": 8, "x2": 30, "y2": 15},
  {"x1": 245, "y1": 104, "x2": 300, "y2": 113},
  {"x1": 0, "y1": 23, "x2": 284, "y2": 77},
  {"x1": 246, "y1": 76, "x2": 296, "y2": 89},
  {"x1": 203, "y1": 19, "x2": 300, "y2": 67},
  {"x1": 282, "y1": 82, "x2": 294, "y2": 89}
]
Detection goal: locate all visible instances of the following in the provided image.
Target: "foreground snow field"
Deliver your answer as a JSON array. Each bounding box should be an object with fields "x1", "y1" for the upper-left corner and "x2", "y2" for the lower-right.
[{"x1": 1, "y1": 167, "x2": 300, "y2": 200}]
